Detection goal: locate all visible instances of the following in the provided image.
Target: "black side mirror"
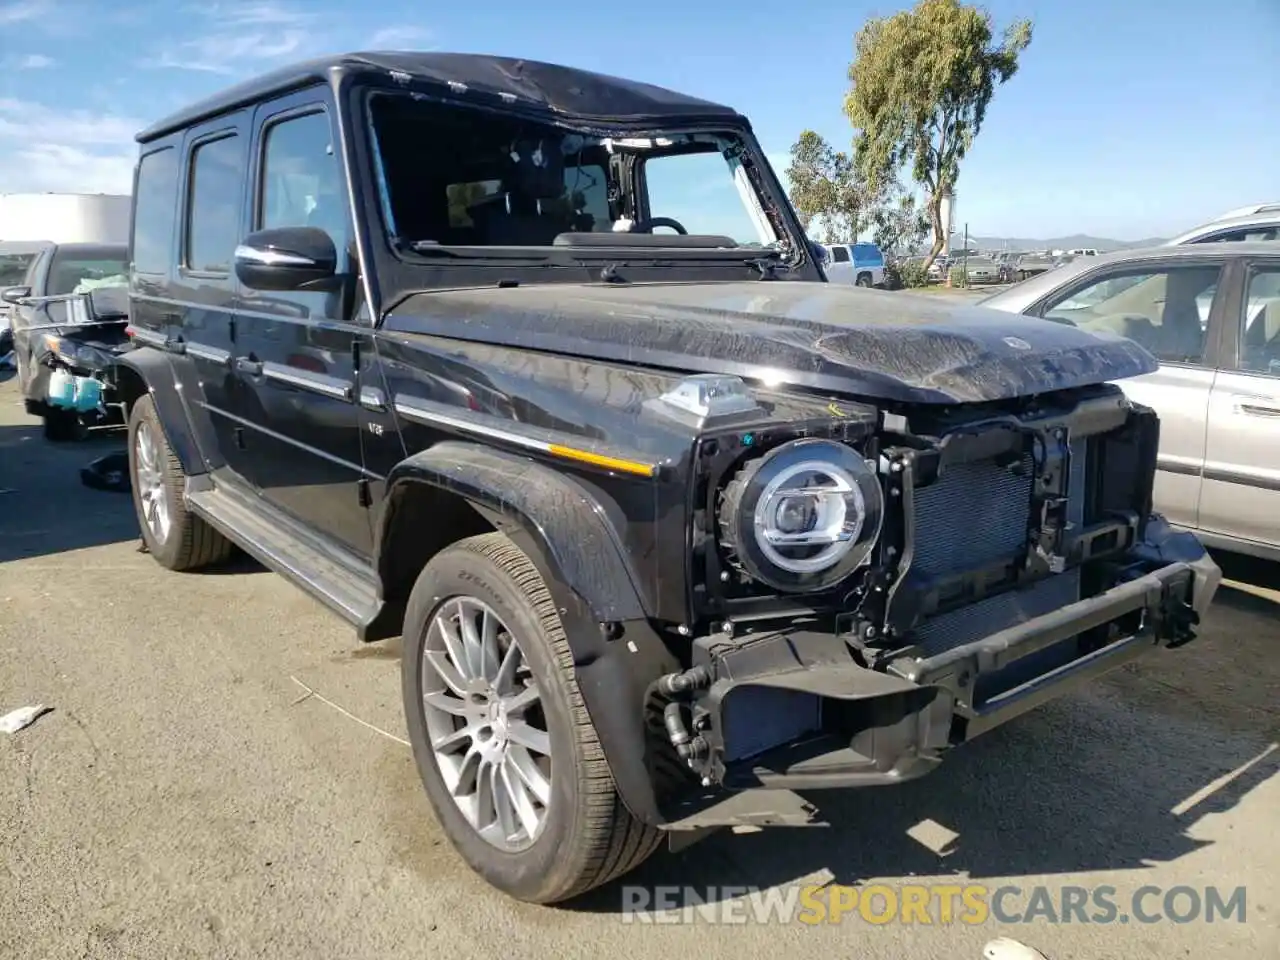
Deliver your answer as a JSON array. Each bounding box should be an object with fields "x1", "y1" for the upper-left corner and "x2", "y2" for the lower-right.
[
  {"x1": 1, "y1": 285, "x2": 31, "y2": 305},
  {"x1": 234, "y1": 227, "x2": 338, "y2": 291}
]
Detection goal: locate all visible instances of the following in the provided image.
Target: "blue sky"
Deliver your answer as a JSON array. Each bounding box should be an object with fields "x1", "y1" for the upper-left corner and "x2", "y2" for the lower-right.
[{"x1": 0, "y1": 0, "x2": 1276, "y2": 240}]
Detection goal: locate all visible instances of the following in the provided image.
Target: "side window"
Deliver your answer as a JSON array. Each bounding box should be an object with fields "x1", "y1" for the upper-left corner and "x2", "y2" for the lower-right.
[
  {"x1": 562, "y1": 161, "x2": 610, "y2": 232},
  {"x1": 1240, "y1": 267, "x2": 1280, "y2": 375},
  {"x1": 132, "y1": 147, "x2": 178, "y2": 275},
  {"x1": 831, "y1": 246, "x2": 850, "y2": 263},
  {"x1": 185, "y1": 134, "x2": 243, "y2": 274},
  {"x1": 1200, "y1": 227, "x2": 1279, "y2": 243},
  {"x1": 259, "y1": 111, "x2": 349, "y2": 255},
  {"x1": 1041, "y1": 265, "x2": 1222, "y2": 365}
]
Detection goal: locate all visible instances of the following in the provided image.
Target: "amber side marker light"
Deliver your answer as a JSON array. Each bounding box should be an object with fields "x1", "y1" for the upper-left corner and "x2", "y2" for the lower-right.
[{"x1": 547, "y1": 444, "x2": 657, "y2": 477}]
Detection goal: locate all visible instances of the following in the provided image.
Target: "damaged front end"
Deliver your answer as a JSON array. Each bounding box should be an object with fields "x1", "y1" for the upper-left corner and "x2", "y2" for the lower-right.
[
  {"x1": 18, "y1": 287, "x2": 132, "y2": 428},
  {"x1": 649, "y1": 379, "x2": 1220, "y2": 836}
]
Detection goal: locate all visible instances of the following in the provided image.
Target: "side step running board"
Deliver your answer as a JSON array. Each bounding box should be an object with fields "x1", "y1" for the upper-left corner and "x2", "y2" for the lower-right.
[{"x1": 185, "y1": 479, "x2": 386, "y2": 634}]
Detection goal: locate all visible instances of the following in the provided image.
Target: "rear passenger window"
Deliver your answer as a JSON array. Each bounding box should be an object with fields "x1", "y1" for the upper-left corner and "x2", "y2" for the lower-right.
[
  {"x1": 185, "y1": 134, "x2": 244, "y2": 273},
  {"x1": 831, "y1": 246, "x2": 850, "y2": 263},
  {"x1": 132, "y1": 147, "x2": 178, "y2": 275},
  {"x1": 854, "y1": 243, "x2": 883, "y2": 264},
  {"x1": 1201, "y1": 227, "x2": 1279, "y2": 242}
]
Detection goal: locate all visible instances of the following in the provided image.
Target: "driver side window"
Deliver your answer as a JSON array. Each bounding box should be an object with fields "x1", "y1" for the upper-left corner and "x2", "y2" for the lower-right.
[
  {"x1": 259, "y1": 110, "x2": 350, "y2": 258},
  {"x1": 1041, "y1": 265, "x2": 1222, "y2": 365}
]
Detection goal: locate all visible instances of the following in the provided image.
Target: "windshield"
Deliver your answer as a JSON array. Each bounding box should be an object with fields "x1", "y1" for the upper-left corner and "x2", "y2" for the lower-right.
[
  {"x1": 0, "y1": 253, "x2": 37, "y2": 287},
  {"x1": 365, "y1": 93, "x2": 784, "y2": 254},
  {"x1": 47, "y1": 250, "x2": 128, "y2": 295}
]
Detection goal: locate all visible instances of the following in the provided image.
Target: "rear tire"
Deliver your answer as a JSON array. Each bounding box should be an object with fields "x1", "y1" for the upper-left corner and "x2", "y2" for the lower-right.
[
  {"x1": 856, "y1": 272, "x2": 873, "y2": 287},
  {"x1": 127, "y1": 395, "x2": 232, "y2": 571},
  {"x1": 401, "y1": 532, "x2": 661, "y2": 903}
]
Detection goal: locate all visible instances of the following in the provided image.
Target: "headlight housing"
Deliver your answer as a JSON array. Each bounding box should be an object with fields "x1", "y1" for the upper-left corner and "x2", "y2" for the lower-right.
[{"x1": 718, "y1": 437, "x2": 883, "y2": 592}]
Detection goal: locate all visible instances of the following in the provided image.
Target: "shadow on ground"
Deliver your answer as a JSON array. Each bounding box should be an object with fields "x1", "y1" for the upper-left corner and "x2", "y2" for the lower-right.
[
  {"x1": 0, "y1": 420, "x2": 267, "y2": 572},
  {"x1": 0, "y1": 421, "x2": 143, "y2": 562}
]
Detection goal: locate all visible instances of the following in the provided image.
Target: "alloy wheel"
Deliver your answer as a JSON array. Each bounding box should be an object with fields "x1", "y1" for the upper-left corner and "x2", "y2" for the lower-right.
[
  {"x1": 134, "y1": 420, "x2": 171, "y2": 543},
  {"x1": 420, "y1": 596, "x2": 553, "y2": 851}
]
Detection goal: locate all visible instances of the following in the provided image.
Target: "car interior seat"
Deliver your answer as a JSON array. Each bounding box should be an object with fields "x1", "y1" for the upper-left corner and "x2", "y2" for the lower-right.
[
  {"x1": 1243, "y1": 298, "x2": 1280, "y2": 371},
  {"x1": 467, "y1": 139, "x2": 572, "y2": 246},
  {"x1": 1078, "y1": 312, "x2": 1160, "y2": 348}
]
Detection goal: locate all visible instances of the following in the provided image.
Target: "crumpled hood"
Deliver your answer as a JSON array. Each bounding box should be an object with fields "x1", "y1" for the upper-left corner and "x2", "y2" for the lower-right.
[{"x1": 385, "y1": 280, "x2": 1158, "y2": 404}]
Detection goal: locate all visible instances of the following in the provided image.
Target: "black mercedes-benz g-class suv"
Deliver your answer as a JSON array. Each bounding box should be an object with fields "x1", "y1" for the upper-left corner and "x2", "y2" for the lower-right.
[{"x1": 113, "y1": 52, "x2": 1221, "y2": 904}]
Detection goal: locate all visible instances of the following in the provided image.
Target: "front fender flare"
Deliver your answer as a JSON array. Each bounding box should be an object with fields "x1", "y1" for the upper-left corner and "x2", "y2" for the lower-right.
[
  {"x1": 381, "y1": 442, "x2": 679, "y2": 825},
  {"x1": 383, "y1": 441, "x2": 649, "y2": 622}
]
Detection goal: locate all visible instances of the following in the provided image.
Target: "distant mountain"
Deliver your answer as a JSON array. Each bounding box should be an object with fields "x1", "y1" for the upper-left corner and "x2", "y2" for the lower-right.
[{"x1": 962, "y1": 234, "x2": 1169, "y2": 253}]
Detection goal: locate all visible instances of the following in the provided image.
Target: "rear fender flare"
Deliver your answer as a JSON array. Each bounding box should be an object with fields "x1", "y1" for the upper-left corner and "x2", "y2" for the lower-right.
[
  {"x1": 110, "y1": 349, "x2": 206, "y2": 476},
  {"x1": 380, "y1": 441, "x2": 679, "y2": 825}
]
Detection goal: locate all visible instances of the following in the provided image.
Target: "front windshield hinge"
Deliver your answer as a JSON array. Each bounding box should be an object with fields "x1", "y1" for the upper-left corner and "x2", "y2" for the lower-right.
[{"x1": 749, "y1": 257, "x2": 785, "y2": 281}]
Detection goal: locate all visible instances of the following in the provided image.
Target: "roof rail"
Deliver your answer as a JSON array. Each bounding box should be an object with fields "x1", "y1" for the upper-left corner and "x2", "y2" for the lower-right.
[{"x1": 1213, "y1": 202, "x2": 1280, "y2": 221}]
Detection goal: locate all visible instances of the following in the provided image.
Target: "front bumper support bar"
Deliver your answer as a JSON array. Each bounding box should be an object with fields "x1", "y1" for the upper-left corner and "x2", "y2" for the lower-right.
[{"x1": 887, "y1": 554, "x2": 1220, "y2": 739}]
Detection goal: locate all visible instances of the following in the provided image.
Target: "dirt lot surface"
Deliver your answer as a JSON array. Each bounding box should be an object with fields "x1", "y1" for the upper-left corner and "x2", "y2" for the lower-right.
[{"x1": 1, "y1": 375, "x2": 1276, "y2": 960}]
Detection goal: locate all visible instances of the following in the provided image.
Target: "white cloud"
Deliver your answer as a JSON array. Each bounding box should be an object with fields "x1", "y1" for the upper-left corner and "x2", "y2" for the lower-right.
[
  {"x1": 0, "y1": 99, "x2": 140, "y2": 194},
  {"x1": 156, "y1": 0, "x2": 316, "y2": 74},
  {"x1": 366, "y1": 25, "x2": 433, "y2": 49},
  {"x1": 157, "y1": 29, "x2": 307, "y2": 74},
  {"x1": 198, "y1": 0, "x2": 310, "y2": 26},
  {"x1": 17, "y1": 53, "x2": 54, "y2": 68},
  {"x1": 0, "y1": 0, "x2": 50, "y2": 25}
]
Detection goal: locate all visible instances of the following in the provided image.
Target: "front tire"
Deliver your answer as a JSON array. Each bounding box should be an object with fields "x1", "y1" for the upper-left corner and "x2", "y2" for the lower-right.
[
  {"x1": 127, "y1": 395, "x2": 232, "y2": 570},
  {"x1": 401, "y1": 532, "x2": 661, "y2": 903},
  {"x1": 855, "y1": 272, "x2": 873, "y2": 287}
]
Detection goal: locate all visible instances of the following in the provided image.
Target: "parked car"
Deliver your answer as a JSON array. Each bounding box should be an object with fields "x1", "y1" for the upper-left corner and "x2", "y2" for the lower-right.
[
  {"x1": 960, "y1": 256, "x2": 1000, "y2": 284},
  {"x1": 0, "y1": 240, "x2": 50, "y2": 335},
  {"x1": 1014, "y1": 253, "x2": 1055, "y2": 280},
  {"x1": 980, "y1": 242, "x2": 1280, "y2": 562},
  {"x1": 110, "y1": 51, "x2": 1218, "y2": 904},
  {"x1": 2, "y1": 241, "x2": 129, "y2": 439},
  {"x1": 825, "y1": 241, "x2": 886, "y2": 287}
]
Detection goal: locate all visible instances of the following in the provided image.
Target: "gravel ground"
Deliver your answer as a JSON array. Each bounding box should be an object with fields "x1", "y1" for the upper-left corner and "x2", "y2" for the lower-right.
[{"x1": 1, "y1": 374, "x2": 1276, "y2": 960}]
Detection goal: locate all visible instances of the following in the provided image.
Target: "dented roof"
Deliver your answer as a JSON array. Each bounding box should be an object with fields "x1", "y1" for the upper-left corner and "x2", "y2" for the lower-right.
[{"x1": 136, "y1": 52, "x2": 742, "y2": 143}]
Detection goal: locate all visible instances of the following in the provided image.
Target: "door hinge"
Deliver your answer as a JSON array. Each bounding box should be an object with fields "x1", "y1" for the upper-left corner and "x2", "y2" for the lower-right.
[
  {"x1": 357, "y1": 478, "x2": 371, "y2": 507},
  {"x1": 234, "y1": 427, "x2": 245, "y2": 450},
  {"x1": 351, "y1": 338, "x2": 361, "y2": 366}
]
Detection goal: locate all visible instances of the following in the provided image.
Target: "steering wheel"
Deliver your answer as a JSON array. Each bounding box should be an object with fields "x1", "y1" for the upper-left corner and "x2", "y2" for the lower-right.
[{"x1": 633, "y1": 216, "x2": 689, "y2": 235}]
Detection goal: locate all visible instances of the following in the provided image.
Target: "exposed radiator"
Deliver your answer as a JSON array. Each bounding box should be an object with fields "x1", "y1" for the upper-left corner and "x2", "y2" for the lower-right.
[{"x1": 909, "y1": 440, "x2": 1089, "y2": 657}]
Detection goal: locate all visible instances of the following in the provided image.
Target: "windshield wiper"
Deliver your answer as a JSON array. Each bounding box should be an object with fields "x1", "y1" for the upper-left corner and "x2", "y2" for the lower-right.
[
  {"x1": 403, "y1": 240, "x2": 472, "y2": 257},
  {"x1": 402, "y1": 239, "x2": 552, "y2": 262}
]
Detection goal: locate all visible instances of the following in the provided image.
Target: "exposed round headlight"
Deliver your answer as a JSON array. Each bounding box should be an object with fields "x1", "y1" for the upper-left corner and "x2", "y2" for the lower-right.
[{"x1": 718, "y1": 438, "x2": 883, "y2": 592}]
